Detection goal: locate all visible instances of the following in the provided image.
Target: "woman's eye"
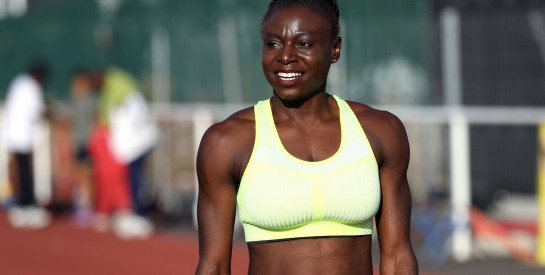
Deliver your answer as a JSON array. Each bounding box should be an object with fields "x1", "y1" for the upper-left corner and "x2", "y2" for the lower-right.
[
  {"x1": 297, "y1": 41, "x2": 311, "y2": 48},
  {"x1": 265, "y1": 41, "x2": 281, "y2": 49}
]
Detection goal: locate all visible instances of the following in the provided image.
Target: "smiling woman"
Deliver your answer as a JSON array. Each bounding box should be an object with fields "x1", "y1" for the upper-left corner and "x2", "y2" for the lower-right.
[
  {"x1": 195, "y1": 1, "x2": 418, "y2": 274},
  {"x1": 261, "y1": 3, "x2": 340, "y2": 102}
]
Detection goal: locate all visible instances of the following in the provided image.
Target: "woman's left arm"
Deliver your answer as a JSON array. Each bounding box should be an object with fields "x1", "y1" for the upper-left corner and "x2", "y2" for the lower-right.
[{"x1": 374, "y1": 112, "x2": 418, "y2": 275}]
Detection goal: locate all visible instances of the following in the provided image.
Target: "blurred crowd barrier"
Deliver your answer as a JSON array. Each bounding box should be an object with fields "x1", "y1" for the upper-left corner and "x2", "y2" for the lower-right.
[{"x1": 1, "y1": 96, "x2": 545, "y2": 265}]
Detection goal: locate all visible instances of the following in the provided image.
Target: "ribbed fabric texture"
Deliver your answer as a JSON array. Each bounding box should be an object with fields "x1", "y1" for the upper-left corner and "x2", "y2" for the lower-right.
[{"x1": 237, "y1": 95, "x2": 381, "y2": 243}]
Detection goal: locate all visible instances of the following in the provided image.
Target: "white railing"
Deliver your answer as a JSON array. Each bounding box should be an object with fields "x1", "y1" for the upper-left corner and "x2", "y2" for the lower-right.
[{"x1": 1, "y1": 103, "x2": 545, "y2": 262}]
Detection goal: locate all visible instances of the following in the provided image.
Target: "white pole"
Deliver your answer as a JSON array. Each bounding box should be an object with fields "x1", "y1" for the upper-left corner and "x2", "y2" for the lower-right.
[
  {"x1": 527, "y1": 9, "x2": 545, "y2": 65},
  {"x1": 442, "y1": 6, "x2": 472, "y2": 261},
  {"x1": 150, "y1": 27, "x2": 172, "y2": 212},
  {"x1": 33, "y1": 121, "x2": 51, "y2": 206},
  {"x1": 448, "y1": 110, "x2": 472, "y2": 262},
  {"x1": 151, "y1": 27, "x2": 171, "y2": 103},
  {"x1": 8, "y1": 0, "x2": 27, "y2": 18},
  {"x1": 218, "y1": 15, "x2": 243, "y2": 103},
  {"x1": 192, "y1": 108, "x2": 214, "y2": 229},
  {"x1": 0, "y1": 0, "x2": 7, "y2": 20},
  {"x1": 442, "y1": 7, "x2": 462, "y2": 107}
]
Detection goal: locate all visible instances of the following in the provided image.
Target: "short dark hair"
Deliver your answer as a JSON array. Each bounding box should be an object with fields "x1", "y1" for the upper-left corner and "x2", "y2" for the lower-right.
[
  {"x1": 69, "y1": 67, "x2": 89, "y2": 79},
  {"x1": 26, "y1": 60, "x2": 50, "y2": 81},
  {"x1": 262, "y1": 0, "x2": 340, "y2": 38}
]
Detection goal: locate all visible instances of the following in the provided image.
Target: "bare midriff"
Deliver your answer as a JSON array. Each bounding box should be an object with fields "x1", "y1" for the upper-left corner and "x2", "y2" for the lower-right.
[{"x1": 247, "y1": 235, "x2": 373, "y2": 275}]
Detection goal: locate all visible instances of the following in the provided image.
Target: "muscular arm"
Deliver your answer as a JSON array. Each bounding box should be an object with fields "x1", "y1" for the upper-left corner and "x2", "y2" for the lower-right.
[
  {"x1": 195, "y1": 123, "x2": 238, "y2": 275},
  {"x1": 195, "y1": 110, "x2": 254, "y2": 275},
  {"x1": 373, "y1": 112, "x2": 418, "y2": 275}
]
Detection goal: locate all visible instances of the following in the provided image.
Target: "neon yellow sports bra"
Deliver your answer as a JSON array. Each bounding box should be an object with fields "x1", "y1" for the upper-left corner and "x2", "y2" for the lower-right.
[{"x1": 237, "y1": 95, "x2": 381, "y2": 243}]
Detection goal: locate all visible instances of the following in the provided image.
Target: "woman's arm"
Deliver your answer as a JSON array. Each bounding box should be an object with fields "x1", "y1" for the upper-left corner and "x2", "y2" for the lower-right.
[
  {"x1": 195, "y1": 122, "x2": 239, "y2": 275},
  {"x1": 374, "y1": 112, "x2": 418, "y2": 275}
]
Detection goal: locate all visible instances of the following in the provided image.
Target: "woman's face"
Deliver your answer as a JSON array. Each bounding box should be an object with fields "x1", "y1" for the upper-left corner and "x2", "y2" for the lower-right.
[{"x1": 261, "y1": 5, "x2": 341, "y2": 101}]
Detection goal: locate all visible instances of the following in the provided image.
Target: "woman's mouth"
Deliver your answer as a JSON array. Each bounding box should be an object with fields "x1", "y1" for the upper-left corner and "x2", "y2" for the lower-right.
[{"x1": 276, "y1": 72, "x2": 302, "y2": 81}]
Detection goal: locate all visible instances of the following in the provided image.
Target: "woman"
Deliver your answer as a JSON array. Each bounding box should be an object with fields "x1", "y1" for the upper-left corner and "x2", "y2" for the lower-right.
[{"x1": 196, "y1": 0, "x2": 418, "y2": 274}]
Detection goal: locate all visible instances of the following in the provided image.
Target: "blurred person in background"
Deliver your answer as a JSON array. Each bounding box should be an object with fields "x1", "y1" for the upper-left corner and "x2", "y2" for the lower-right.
[
  {"x1": 88, "y1": 121, "x2": 146, "y2": 239},
  {"x1": 89, "y1": 67, "x2": 157, "y2": 239},
  {"x1": 2, "y1": 60, "x2": 51, "y2": 229},
  {"x1": 69, "y1": 69, "x2": 97, "y2": 227},
  {"x1": 196, "y1": 0, "x2": 417, "y2": 274}
]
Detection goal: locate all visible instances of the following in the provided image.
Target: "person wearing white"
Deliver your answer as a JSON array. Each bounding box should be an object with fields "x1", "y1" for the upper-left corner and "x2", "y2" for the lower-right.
[
  {"x1": 109, "y1": 91, "x2": 158, "y2": 165},
  {"x1": 90, "y1": 67, "x2": 157, "y2": 239},
  {"x1": 2, "y1": 63, "x2": 51, "y2": 229},
  {"x1": 4, "y1": 74, "x2": 45, "y2": 153}
]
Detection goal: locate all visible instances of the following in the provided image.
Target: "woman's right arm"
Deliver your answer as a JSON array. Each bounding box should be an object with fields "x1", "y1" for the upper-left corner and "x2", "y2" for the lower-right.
[{"x1": 195, "y1": 123, "x2": 239, "y2": 275}]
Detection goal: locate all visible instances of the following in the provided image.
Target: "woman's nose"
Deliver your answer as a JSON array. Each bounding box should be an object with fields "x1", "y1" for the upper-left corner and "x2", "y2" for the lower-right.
[{"x1": 278, "y1": 46, "x2": 296, "y2": 65}]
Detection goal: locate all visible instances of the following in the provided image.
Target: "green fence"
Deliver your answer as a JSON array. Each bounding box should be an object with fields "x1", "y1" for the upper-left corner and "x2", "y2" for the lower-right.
[{"x1": 0, "y1": 0, "x2": 432, "y2": 104}]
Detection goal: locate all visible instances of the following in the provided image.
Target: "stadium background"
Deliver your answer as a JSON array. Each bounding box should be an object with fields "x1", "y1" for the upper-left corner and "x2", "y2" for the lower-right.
[{"x1": 1, "y1": 0, "x2": 545, "y2": 271}]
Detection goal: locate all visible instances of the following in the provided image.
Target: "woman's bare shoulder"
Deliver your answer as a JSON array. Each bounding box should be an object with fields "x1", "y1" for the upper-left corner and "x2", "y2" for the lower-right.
[
  {"x1": 345, "y1": 100, "x2": 404, "y2": 132},
  {"x1": 345, "y1": 100, "x2": 408, "y2": 165},
  {"x1": 201, "y1": 107, "x2": 255, "y2": 146}
]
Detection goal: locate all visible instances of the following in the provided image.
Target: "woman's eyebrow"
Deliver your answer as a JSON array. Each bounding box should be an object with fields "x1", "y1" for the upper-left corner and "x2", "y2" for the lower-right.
[
  {"x1": 262, "y1": 32, "x2": 282, "y2": 39},
  {"x1": 262, "y1": 31, "x2": 321, "y2": 38}
]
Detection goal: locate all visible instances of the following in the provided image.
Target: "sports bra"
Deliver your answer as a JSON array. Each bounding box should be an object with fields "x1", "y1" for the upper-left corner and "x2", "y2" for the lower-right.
[{"x1": 237, "y1": 95, "x2": 381, "y2": 243}]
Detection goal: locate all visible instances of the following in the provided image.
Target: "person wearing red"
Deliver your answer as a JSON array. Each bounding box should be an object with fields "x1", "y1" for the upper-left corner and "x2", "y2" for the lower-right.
[
  {"x1": 87, "y1": 68, "x2": 155, "y2": 239},
  {"x1": 87, "y1": 125, "x2": 131, "y2": 226}
]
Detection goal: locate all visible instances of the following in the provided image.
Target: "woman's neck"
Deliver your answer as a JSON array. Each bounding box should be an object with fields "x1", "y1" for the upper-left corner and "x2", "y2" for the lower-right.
[{"x1": 270, "y1": 92, "x2": 338, "y2": 126}]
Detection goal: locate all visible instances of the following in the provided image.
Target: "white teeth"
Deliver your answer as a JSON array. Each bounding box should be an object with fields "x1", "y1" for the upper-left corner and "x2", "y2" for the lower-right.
[{"x1": 277, "y1": 72, "x2": 302, "y2": 80}]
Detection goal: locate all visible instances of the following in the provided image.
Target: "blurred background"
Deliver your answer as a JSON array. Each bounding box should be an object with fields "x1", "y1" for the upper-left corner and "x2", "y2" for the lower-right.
[{"x1": 1, "y1": 0, "x2": 545, "y2": 274}]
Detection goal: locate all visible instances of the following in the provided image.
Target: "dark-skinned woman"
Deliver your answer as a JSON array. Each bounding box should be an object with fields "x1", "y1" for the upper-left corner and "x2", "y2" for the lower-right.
[{"x1": 196, "y1": 0, "x2": 418, "y2": 274}]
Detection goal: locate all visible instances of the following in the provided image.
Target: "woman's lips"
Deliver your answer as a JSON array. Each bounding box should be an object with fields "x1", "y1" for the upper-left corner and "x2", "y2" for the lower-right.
[{"x1": 275, "y1": 71, "x2": 303, "y2": 86}]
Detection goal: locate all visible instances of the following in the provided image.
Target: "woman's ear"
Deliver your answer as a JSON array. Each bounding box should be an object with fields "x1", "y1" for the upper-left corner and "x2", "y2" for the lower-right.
[{"x1": 331, "y1": 36, "x2": 342, "y2": 63}]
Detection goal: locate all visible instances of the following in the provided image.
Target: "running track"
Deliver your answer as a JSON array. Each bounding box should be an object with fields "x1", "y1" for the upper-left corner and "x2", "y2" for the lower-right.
[
  {"x1": 0, "y1": 212, "x2": 442, "y2": 275},
  {"x1": 0, "y1": 212, "x2": 248, "y2": 275}
]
